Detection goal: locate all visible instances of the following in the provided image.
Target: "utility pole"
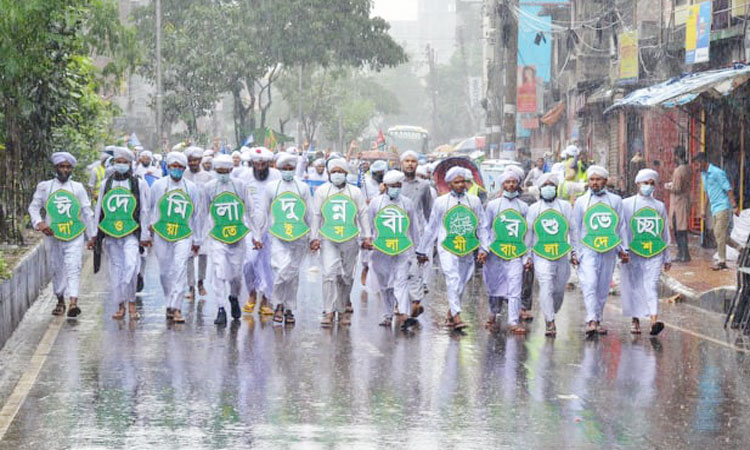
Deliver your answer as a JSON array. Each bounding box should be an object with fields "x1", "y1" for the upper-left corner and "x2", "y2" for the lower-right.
[
  {"x1": 503, "y1": 0, "x2": 519, "y2": 148},
  {"x1": 297, "y1": 65, "x2": 303, "y2": 147},
  {"x1": 426, "y1": 44, "x2": 439, "y2": 144},
  {"x1": 155, "y1": 0, "x2": 163, "y2": 153}
]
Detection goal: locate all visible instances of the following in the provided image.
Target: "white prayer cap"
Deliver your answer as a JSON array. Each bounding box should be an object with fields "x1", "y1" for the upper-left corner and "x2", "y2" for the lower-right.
[
  {"x1": 445, "y1": 166, "x2": 466, "y2": 183},
  {"x1": 184, "y1": 146, "x2": 204, "y2": 159},
  {"x1": 51, "y1": 152, "x2": 77, "y2": 166},
  {"x1": 400, "y1": 150, "x2": 419, "y2": 161},
  {"x1": 371, "y1": 160, "x2": 388, "y2": 172},
  {"x1": 536, "y1": 172, "x2": 559, "y2": 187},
  {"x1": 276, "y1": 152, "x2": 298, "y2": 168},
  {"x1": 166, "y1": 151, "x2": 188, "y2": 167},
  {"x1": 635, "y1": 168, "x2": 659, "y2": 183},
  {"x1": 251, "y1": 147, "x2": 274, "y2": 162},
  {"x1": 586, "y1": 165, "x2": 609, "y2": 178},
  {"x1": 203, "y1": 149, "x2": 214, "y2": 158},
  {"x1": 140, "y1": 150, "x2": 153, "y2": 160},
  {"x1": 313, "y1": 158, "x2": 325, "y2": 167},
  {"x1": 416, "y1": 165, "x2": 428, "y2": 177},
  {"x1": 213, "y1": 154, "x2": 234, "y2": 170},
  {"x1": 231, "y1": 151, "x2": 241, "y2": 158},
  {"x1": 286, "y1": 146, "x2": 299, "y2": 155},
  {"x1": 565, "y1": 144, "x2": 580, "y2": 157},
  {"x1": 113, "y1": 146, "x2": 134, "y2": 162},
  {"x1": 383, "y1": 170, "x2": 405, "y2": 185},
  {"x1": 498, "y1": 169, "x2": 520, "y2": 185},
  {"x1": 327, "y1": 158, "x2": 349, "y2": 173}
]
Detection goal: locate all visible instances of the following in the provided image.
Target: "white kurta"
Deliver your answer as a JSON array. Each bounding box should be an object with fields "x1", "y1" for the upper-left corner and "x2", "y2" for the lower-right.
[
  {"x1": 147, "y1": 176, "x2": 204, "y2": 311},
  {"x1": 481, "y1": 196, "x2": 530, "y2": 325},
  {"x1": 572, "y1": 190, "x2": 627, "y2": 324},
  {"x1": 526, "y1": 198, "x2": 576, "y2": 323},
  {"x1": 252, "y1": 177, "x2": 313, "y2": 311},
  {"x1": 312, "y1": 182, "x2": 372, "y2": 313},
  {"x1": 367, "y1": 194, "x2": 423, "y2": 319},
  {"x1": 184, "y1": 168, "x2": 214, "y2": 285},
  {"x1": 417, "y1": 192, "x2": 488, "y2": 316},
  {"x1": 28, "y1": 178, "x2": 96, "y2": 299},
  {"x1": 203, "y1": 178, "x2": 252, "y2": 309},
  {"x1": 620, "y1": 194, "x2": 671, "y2": 318},
  {"x1": 94, "y1": 175, "x2": 151, "y2": 306}
]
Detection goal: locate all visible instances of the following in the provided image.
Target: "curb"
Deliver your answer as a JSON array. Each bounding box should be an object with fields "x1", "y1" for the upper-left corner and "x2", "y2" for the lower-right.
[{"x1": 659, "y1": 273, "x2": 736, "y2": 315}]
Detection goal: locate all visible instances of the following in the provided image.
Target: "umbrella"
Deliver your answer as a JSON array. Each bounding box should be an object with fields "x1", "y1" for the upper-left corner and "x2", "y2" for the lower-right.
[
  {"x1": 433, "y1": 156, "x2": 484, "y2": 196},
  {"x1": 358, "y1": 150, "x2": 399, "y2": 162}
]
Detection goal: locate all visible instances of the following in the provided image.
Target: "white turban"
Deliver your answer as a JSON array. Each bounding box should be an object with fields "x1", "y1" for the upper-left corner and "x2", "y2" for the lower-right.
[
  {"x1": 184, "y1": 146, "x2": 204, "y2": 159},
  {"x1": 327, "y1": 158, "x2": 349, "y2": 173},
  {"x1": 231, "y1": 151, "x2": 241, "y2": 158},
  {"x1": 166, "y1": 151, "x2": 188, "y2": 167},
  {"x1": 498, "y1": 169, "x2": 520, "y2": 185},
  {"x1": 565, "y1": 144, "x2": 580, "y2": 157},
  {"x1": 139, "y1": 150, "x2": 153, "y2": 160},
  {"x1": 508, "y1": 165, "x2": 525, "y2": 180},
  {"x1": 251, "y1": 147, "x2": 274, "y2": 162},
  {"x1": 383, "y1": 170, "x2": 405, "y2": 185},
  {"x1": 586, "y1": 165, "x2": 609, "y2": 178},
  {"x1": 635, "y1": 168, "x2": 659, "y2": 184},
  {"x1": 536, "y1": 173, "x2": 559, "y2": 187},
  {"x1": 213, "y1": 154, "x2": 233, "y2": 170},
  {"x1": 313, "y1": 158, "x2": 325, "y2": 167},
  {"x1": 462, "y1": 168, "x2": 474, "y2": 182},
  {"x1": 416, "y1": 165, "x2": 428, "y2": 177},
  {"x1": 240, "y1": 152, "x2": 251, "y2": 162},
  {"x1": 240, "y1": 146, "x2": 251, "y2": 153},
  {"x1": 445, "y1": 166, "x2": 466, "y2": 183},
  {"x1": 286, "y1": 146, "x2": 299, "y2": 155},
  {"x1": 203, "y1": 149, "x2": 214, "y2": 158},
  {"x1": 371, "y1": 160, "x2": 388, "y2": 172},
  {"x1": 400, "y1": 150, "x2": 419, "y2": 162},
  {"x1": 113, "y1": 147, "x2": 134, "y2": 162},
  {"x1": 276, "y1": 152, "x2": 298, "y2": 168},
  {"x1": 51, "y1": 152, "x2": 77, "y2": 166}
]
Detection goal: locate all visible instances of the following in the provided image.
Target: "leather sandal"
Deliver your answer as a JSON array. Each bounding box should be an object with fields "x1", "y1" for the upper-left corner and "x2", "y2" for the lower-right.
[
  {"x1": 52, "y1": 302, "x2": 66, "y2": 316},
  {"x1": 112, "y1": 303, "x2": 126, "y2": 320}
]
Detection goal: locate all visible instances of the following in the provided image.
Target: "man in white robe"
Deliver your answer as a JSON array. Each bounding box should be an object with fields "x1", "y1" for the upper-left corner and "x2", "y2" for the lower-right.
[{"x1": 184, "y1": 146, "x2": 214, "y2": 300}]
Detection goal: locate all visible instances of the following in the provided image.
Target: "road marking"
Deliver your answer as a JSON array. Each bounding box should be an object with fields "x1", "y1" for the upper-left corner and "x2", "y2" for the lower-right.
[
  {"x1": 0, "y1": 300, "x2": 64, "y2": 441},
  {"x1": 607, "y1": 303, "x2": 750, "y2": 354}
]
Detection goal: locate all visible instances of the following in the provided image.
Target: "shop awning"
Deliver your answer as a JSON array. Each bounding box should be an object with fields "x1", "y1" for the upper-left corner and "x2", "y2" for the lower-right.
[
  {"x1": 541, "y1": 102, "x2": 565, "y2": 126},
  {"x1": 605, "y1": 63, "x2": 750, "y2": 113}
]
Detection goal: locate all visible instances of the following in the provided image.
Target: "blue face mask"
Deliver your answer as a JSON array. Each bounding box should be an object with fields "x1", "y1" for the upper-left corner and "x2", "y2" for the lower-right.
[
  {"x1": 216, "y1": 173, "x2": 231, "y2": 183},
  {"x1": 640, "y1": 184, "x2": 655, "y2": 196},
  {"x1": 503, "y1": 190, "x2": 519, "y2": 199},
  {"x1": 388, "y1": 187, "x2": 401, "y2": 200},
  {"x1": 281, "y1": 170, "x2": 295, "y2": 182},
  {"x1": 541, "y1": 185, "x2": 557, "y2": 200},
  {"x1": 330, "y1": 172, "x2": 347, "y2": 186},
  {"x1": 169, "y1": 168, "x2": 185, "y2": 180},
  {"x1": 114, "y1": 163, "x2": 131, "y2": 174}
]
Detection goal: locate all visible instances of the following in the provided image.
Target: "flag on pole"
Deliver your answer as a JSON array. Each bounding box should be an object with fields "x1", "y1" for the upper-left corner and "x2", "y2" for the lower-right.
[{"x1": 376, "y1": 129, "x2": 386, "y2": 151}]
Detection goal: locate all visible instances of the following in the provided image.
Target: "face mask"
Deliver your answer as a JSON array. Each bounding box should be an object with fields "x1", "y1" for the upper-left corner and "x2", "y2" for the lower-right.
[
  {"x1": 541, "y1": 185, "x2": 557, "y2": 200},
  {"x1": 169, "y1": 168, "x2": 185, "y2": 180},
  {"x1": 591, "y1": 186, "x2": 606, "y2": 196},
  {"x1": 373, "y1": 172, "x2": 384, "y2": 183},
  {"x1": 217, "y1": 173, "x2": 231, "y2": 183},
  {"x1": 330, "y1": 173, "x2": 347, "y2": 186},
  {"x1": 503, "y1": 190, "x2": 519, "y2": 199},
  {"x1": 387, "y1": 187, "x2": 401, "y2": 200},
  {"x1": 114, "y1": 163, "x2": 131, "y2": 175},
  {"x1": 281, "y1": 170, "x2": 295, "y2": 182},
  {"x1": 640, "y1": 184, "x2": 655, "y2": 196},
  {"x1": 56, "y1": 170, "x2": 71, "y2": 183}
]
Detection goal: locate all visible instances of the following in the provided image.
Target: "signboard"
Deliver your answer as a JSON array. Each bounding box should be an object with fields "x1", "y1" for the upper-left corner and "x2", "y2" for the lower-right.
[
  {"x1": 618, "y1": 30, "x2": 638, "y2": 82},
  {"x1": 468, "y1": 77, "x2": 482, "y2": 109},
  {"x1": 517, "y1": 65, "x2": 538, "y2": 113},
  {"x1": 686, "y1": 1, "x2": 712, "y2": 64}
]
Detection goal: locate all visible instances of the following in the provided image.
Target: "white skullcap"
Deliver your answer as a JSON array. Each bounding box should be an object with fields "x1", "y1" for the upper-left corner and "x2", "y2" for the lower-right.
[
  {"x1": 276, "y1": 152, "x2": 298, "y2": 168},
  {"x1": 286, "y1": 146, "x2": 299, "y2": 155},
  {"x1": 586, "y1": 165, "x2": 609, "y2": 178},
  {"x1": 113, "y1": 147, "x2": 134, "y2": 162},
  {"x1": 416, "y1": 165, "x2": 428, "y2": 177},
  {"x1": 400, "y1": 150, "x2": 419, "y2": 161},
  {"x1": 445, "y1": 166, "x2": 466, "y2": 183},
  {"x1": 371, "y1": 160, "x2": 388, "y2": 172},
  {"x1": 327, "y1": 158, "x2": 349, "y2": 173},
  {"x1": 213, "y1": 154, "x2": 234, "y2": 170},
  {"x1": 635, "y1": 168, "x2": 659, "y2": 184},
  {"x1": 498, "y1": 169, "x2": 520, "y2": 185},
  {"x1": 383, "y1": 170, "x2": 405, "y2": 185},
  {"x1": 140, "y1": 150, "x2": 153, "y2": 160},
  {"x1": 203, "y1": 149, "x2": 214, "y2": 158},
  {"x1": 251, "y1": 147, "x2": 274, "y2": 162},
  {"x1": 565, "y1": 144, "x2": 580, "y2": 157},
  {"x1": 51, "y1": 152, "x2": 77, "y2": 166},
  {"x1": 231, "y1": 151, "x2": 241, "y2": 158},
  {"x1": 313, "y1": 158, "x2": 325, "y2": 167},
  {"x1": 184, "y1": 146, "x2": 204, "y2": 159},
  {"x1": 166, "y1": 151, "x2": 188, "y2": 167},
  {"x1": 536, "y1": 172, "x2": 559, "y2": 187}
]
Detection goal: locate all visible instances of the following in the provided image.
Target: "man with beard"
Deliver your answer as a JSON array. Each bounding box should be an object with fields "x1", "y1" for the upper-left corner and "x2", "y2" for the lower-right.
[
  {"x1": 29, "y1": 152, "x2": 96, "y2": 317},
  {"x1": 241, "y1": 147, "x2": 280, "y2": 316},
  {"x1": 399, "y1": 150, "x2": 433, "y2": 316},
  {"x1": 184, "y1": 146, "x2": 214, "y2": 300},
  {"x1": 359, "y1": 159, "x2": 386, "y2": 287}
]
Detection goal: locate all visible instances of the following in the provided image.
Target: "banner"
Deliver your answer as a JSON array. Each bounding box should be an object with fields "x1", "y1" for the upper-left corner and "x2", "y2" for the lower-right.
[
  {"x1": 686, "y1": 1, "x2": 712, "y2": 65},
  {"x1": 618, "y1": 30, "x2": 638, "y2": 82},
  {"x1": 517, "y1": 65, "x2": 538, "y2": 113}
]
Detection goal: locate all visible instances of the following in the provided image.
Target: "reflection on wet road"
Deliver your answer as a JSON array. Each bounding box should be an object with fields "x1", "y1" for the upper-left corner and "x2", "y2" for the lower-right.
[{"x1": 2, "y1": 255, "x2": 750, "y2": 449}]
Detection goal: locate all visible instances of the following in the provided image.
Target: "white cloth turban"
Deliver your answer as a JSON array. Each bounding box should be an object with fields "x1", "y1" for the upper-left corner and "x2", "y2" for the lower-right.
[
  {"x1": 508, "y1": 165, "x2": 525, "y2": 180},
  {"x1": 251, "y1": 147, "x2": 274, "y2": 162},
  {"x1": 166, "y1": 151, "x2": 188, "y2": 167},
  {"x1": 213, "y1": 154, "x2": 234, "y2": 170},
  {"x1": 113, "y1": 147, "x2": 134, "y2": 162},
  {"x1": 203, "y1": 149, "x2": 214, "y2": 158},
  {"x1": 416, "y1": 165, "x2": 428, "y2": 177},
  {"x1": 498, "y1": 169, "x2": 520, "y2": 185},
  {"x1": 586, "y1": 165, "x2": 609, "y2": 178},
  {"x1": 565, "y1": 144, "x2": 580, "y2": 157},
  {"x1": 635, "y1": 168, "x2": 659, "y2": 183},
  {"x1": 51, "y1": 152, "x2": 77, "y2": 166},
  {"x1": 313, "y1": 158, "x2": 325, "y2": 167},
  {"x1": 400, "y1": 150, "x2": 418, "y2": 161},
  {"x1": 184, "y1": 146, "x2": 204, "y2": 159},
  {"x1": 276, "y1": 152, "x2": 298, "y2": 168},
  {"x1": 536, "y1": 173, "x2": 559, "y2": 187},
  {"x1": 371, "y1": 160, "x2": 388, "y2": 172},
  {"x1": 327, "y1": 158, "x2": 350, "y2": 173},
  {"x1": 231, "y1": 151, "x2": 241, "y2": 158},
  {"x1": 139, "y1": 150, "x2": 153, "y2": 160},
  {"x1": 286, "y1": 146, "x2": 299, "y2": 155},
  {"x1": 383, "y1": 170, "x2": 405, "y2": 185},
  {"x1": 445, "y1": 166, "x2": 466, "y2": 183}
]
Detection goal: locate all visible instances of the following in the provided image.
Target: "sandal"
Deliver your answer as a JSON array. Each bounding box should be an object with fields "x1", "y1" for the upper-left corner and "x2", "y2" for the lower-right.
[
  {"x1": 284, "y1": 310, "x2": 295, "y2": 324},
  {"x1": 198, "y1": 282, "x2": 207, "y2": 297},
  {"x1": 185, "y1": 287, "x2": 195, "y2": 300},
  {"x1": 379, "y1": 317, "x2": 392, "y2": 327},
  {"x1": 484, "y1": 318, "x2": 496, "y2": 330},
  {"x1": 509, "y1": 324, "x2": 526, "y2": 335},
  {"x1": 128, "y1": 302, "x2": 140, "y2": 320},
  {"x1": 320, "y1": 312, "x2": 334, "y2": 328},
  {"x1": 520, "y1": 309, "x2": 534, "y2": 322},
  {"x1": 67, "y1": 303, "x2": 81, "y2": 318},
  {"x1": 545, "y1": 321, "x2": 556, "y2": 337},
  {"x1": 345, "y1": 303, "x2": 354, "y2": 314},
  {"x1": 172, "y1": 310, "x2": 185, "y2": 323},
  {"x1": 631, "y1": 319, "x2": 641, "y2": 335},
  {"x1": 585, "y1": 321, "x2": 597, "y2": 338},
  {"x1": 340, "y1": 312, "x2": 352, "y2": 326},
  {"x1": 112, "y1": 304, "x2": 126, "y2": 320},
  {"x1": 52, "y1": 302, "x2": 66, "y2": 316},
  {"x1": 596, "y1": 322, "x2": 608, "y2": 335},
  {"x1": 166, "y1": 308, "x2": 174, "y2": 320},
  {"x1": 650, "y1": 321, "x2": 664, "y2": 336},
  {"x1": 410, "y1": 302, "x2": 424, "y2": 317},
  {"x1": 273, "y1": 305, "x2": 285, "y2": 323},
  {"x1": 453, "y1": 318, "x2": 468, "y2": 330},
  {"x1": 259, "y1": 303, "x2": 274, "y2": 316}
]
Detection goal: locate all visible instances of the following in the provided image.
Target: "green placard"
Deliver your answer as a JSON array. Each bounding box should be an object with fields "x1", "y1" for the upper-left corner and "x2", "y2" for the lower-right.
[
  {"x1": 441, "y1": 204, "x2": 480, "y2": 257},
  {"x1": 98, "y1": 187, "x2": 139, "y2": 238},
  {"x1": 489, "y1": 208, "x2": 528, "y2": 260},
  {"x1": 269, "y1": 191, "x2": 310, "y2": 242},
  {"x1": 45, "y1": 189, "x2": 86, "y2": 241},
  {"x1": 373, "y1": 204, "x2": 412, "y2": 256},
  {"x1": 209, "y1": 191, "x2": 250, "y2": 244},
  {"x1": 582, "y1": 202, "x2": 622, "y2": 253},
  {"x1": 153, "y1": 189, "x2": 194, "y2": 242},
  {"x1": 532, "y1": 208, "x2": 572, "y2": 260},
  {"x1": 319, "y1": 193, "x2": 359, "y2": 243},
  {"x1": 629, "y1": 207, "x2": 667, "y2": 258}
]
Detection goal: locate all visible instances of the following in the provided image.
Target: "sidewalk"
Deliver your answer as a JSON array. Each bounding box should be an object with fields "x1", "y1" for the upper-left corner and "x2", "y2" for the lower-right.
[{"x1": 659, "y1": 234, "x2": 737, "y2": 314}]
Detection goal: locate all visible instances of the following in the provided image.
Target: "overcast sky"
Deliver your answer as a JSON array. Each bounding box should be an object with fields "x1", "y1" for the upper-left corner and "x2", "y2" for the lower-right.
[{"x1": 372, "y1": 0, "x2": 418, "y2": 22}]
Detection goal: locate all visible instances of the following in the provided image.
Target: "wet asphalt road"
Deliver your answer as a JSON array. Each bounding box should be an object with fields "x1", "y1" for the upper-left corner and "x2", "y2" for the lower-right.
[{"x1": 2, "y1": 254, "x2": 750, "y2": 449}]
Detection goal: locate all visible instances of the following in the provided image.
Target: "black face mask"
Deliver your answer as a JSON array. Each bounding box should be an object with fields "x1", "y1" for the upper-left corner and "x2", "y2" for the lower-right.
[
  {"x1": 142, "y1": 162, "x2": 149, "y2": 168},
  {"x1": 373, "y1": 172, "x2": 384, "y2": 183},
  {"x1": 56, "y1": 170, "x2": 71, "y2": 183},
  {"x1": 253, "y1": 167, "x2": 269, "y2": 181}
]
